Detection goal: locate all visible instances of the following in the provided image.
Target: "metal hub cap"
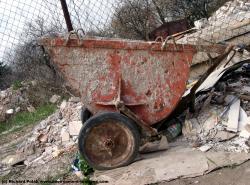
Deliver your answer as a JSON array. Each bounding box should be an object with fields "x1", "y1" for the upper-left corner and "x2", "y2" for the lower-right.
[{"x1": 84, "y1": 120, "x2": 135, "y2": 168}]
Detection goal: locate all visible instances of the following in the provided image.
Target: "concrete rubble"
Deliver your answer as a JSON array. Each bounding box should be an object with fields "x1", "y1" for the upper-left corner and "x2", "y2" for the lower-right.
[
  {"x1": 0, "y1": 85, "x2": 29, "y2": 122},
  {"x1": 94, "y1": 146, "x2": 250, "y2": 185},
  {"x1": 182, "y1": 54, "x2": 250, "y2": 153},
  {"x1": 49, "y1": 94, "x2": 61, "y2": 104},
  {"x1": 15, "y1": 97, "x2": 83, "y2": 167},
  {"x1": 177, "y1": 0, "x2": 250, "y2": 80},
  {"x1": 0, "y1": 80, "x2": 64, "y2": 123},
  {"x1": 179, "y1": 0, "x2": 250, "y2": 46},
  {"x1": 175, "y1": 0, "x2": 250, "y2": 155}
]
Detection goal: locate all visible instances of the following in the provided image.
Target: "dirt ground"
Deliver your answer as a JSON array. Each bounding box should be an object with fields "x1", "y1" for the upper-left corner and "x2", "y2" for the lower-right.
[
  {"x1": 0, "y1": 129, "x2": 74, "y2": 181},
  {"x1": 1, "y1": 125, "x2": 250, "y2": 185},
  {"x1": 161, "y1": 160, "x2": 250, "y2": 185}
]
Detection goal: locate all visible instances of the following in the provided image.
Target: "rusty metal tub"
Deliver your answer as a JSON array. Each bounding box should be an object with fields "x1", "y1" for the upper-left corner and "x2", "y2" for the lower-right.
[{"x1": 40, "y1": 35, "x2": 223, "y2": 170}]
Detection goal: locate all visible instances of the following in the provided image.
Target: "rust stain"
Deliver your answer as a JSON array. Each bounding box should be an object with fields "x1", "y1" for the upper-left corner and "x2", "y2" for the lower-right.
[
  {"x1": 41, "y1": 37, "x2": 196, "y2": 125},
  {"x1": 85, "y1": 120, "x2": 135, "y2": 168}
]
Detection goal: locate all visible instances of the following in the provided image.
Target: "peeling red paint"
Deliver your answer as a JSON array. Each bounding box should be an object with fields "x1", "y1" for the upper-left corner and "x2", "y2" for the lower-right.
[{"x1": 41, "y1": 37, "x2": 200, "y2": 125}]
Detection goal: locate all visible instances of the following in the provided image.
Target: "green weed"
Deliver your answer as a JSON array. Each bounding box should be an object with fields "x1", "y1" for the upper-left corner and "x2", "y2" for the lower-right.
[
  {"x1": 0, "y1": 104, "x2": 57, "y2": 135},
  {"x1": 12, "y1": 80, "x2": 22, "y2": 90}
]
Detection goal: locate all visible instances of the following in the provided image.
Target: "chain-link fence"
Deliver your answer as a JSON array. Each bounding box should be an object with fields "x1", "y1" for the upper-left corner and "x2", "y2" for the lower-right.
[
  {"x1": 0, "y1": 0, "x2": 250, "y2": 64},
  {"x1": 0, "y1": 0, "x2": 118, "y2": 62},
  {"x1": 0, "y1": 0, "x2": 60, "y2": 60}
]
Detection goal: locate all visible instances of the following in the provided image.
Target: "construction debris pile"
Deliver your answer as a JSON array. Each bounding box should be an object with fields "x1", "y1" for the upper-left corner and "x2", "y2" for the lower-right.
[
  {"x1": 176, "y1": 0, "x2": 250, "y2": 153},
  {"x1": 16, "y1": 97, "x2": 82, "y2": 167},
  {"x1": 1, "y1": 0, "x2": 249, "y2": 178},
  {"x1": 182, "y1": 48, "x2": 250, "y2": 153},
  {"x1": 180, "y1": 0, "x2": 250, "y2": 45},
  {"x1": 176, "y1": 0, "x2": 250, "y2": 80},
  {"x1": 0, "y1": 81, "x2": 37, "y2": 122},
  {"x1": 0, "y1": 80, "x2": 62, "y2": 123}
]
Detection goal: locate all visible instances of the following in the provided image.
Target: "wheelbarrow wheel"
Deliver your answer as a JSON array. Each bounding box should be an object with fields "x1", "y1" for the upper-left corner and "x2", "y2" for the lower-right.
[{"x1": 78, "y1": 112, "x2": 140, "y2": 170}]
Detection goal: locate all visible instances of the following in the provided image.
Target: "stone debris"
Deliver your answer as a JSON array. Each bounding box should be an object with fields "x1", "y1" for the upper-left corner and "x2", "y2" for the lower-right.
[
  {"x1": 16, "y1": 99, "x2": 83, "y2": 167},
  {"x1": 94, "y1": 145, "x2": 250, "y2": 184},
  {"x1": 198, "y1": 144, "x2": 212, "y2": 152},
  {"x1": 182, "y1": 53, "x2": 250, "y2": 153},
  {"x1": 176, "y1": 0, "x2": 250, "y2": 78},
  {"x1": 49, "y1": 94, "x2": 61, "y2": 104},
  {"x1": 0, "y1": 80, "x2": 66, "y2": 123},
  {"x1": 15, "y1": 107, "x2": 20, "y2": 113},
  {"x1": 5, "y1": 109, "x2": 14, "y2": 115},
  {"x1": 194, "y1": 18, "x2": 208, "y2": 29},
  {"x1": 1, "y1": 155, "x2": 20, "y2": 165},
  {"x1": 60, "y1": 100, "x2": 67, "y2": 110},
  {"x1": 178, "y1": 0, "x2": 250, "y2": 46},
  {"x1": 69, "y1": 121, "x2": 82, "y2": 136},
  {"x1": 0, "y1": 85, "x2": 29, "y2": 122},
  {"x1": 214, "y1": 130, "x2": 236, "y2": 141},
  {"x1": 27, "y1": 105, "x2": 35, "y2": 113},
  {"x1": 61, "y1": 127, "x2": 70, "y2": 142},
  {"x1": 68, "y1": 96, "x2": 81, "y2": 103}
]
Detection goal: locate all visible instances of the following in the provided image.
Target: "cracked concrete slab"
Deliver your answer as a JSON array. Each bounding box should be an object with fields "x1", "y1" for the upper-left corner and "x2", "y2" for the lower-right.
[{"x1": 94, "y1": 145, "x2": 250, "y2": 185}]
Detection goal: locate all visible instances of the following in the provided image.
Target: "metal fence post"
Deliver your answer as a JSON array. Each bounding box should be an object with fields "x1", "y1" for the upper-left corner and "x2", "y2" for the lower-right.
[{"x1": 60, "y1": 0, "x2": 74, "y2": 32}]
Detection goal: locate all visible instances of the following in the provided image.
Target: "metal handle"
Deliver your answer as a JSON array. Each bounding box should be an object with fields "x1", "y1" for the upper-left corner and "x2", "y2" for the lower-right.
[
  {"x1": 161, "y1": 35, "x2": 178, "y2": 51},
  {"x1": 154, "y1": 36, "x2": 164, "y2": 42},
  {"x1": 64, "y1": 29, "x2": 85, "y2": 46}
]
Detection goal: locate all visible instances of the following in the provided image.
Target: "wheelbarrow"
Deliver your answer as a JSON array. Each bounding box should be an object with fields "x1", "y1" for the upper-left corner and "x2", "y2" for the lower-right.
[{"x1": 40, "y1": 32, "x2": 227, "y2": 170}]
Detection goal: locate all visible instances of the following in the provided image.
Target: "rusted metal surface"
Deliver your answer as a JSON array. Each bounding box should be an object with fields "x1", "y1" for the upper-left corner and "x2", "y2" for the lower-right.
[
  {"x1": 149, "y1": 19, "x2": 189, "y2": 40},
  {"x1": 95, "y1": 76, "x2": 157, "y2": 136},
  {"x1": 117, "y1": 102, "x2": 158, "y2": 136},
  {"x1": 84, "y1": 120, "x2": 135, "y2": 168},
  {"x1": 41, "y1": 36, "x2": 198, "y2": 125}
]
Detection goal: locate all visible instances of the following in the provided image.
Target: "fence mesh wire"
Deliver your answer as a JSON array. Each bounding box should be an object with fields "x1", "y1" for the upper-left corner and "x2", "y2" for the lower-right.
[{"x1": 0, "y1": 0, "x2": 250, "y2": 64}]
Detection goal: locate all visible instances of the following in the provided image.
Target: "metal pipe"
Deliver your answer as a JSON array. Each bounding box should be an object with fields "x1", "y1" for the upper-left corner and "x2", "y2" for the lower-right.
[{"x1": 60, "y1": 0, "x2": 74, "y2": 32}]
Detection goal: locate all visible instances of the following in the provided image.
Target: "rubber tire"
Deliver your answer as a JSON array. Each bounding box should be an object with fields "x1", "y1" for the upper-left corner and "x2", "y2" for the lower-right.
[
  {"x1": 80, "y1": 107, "x2": 92, "y2": 124},
  {"x1": 78, "y1": 112, "x2": 140, "y2": 170}
]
